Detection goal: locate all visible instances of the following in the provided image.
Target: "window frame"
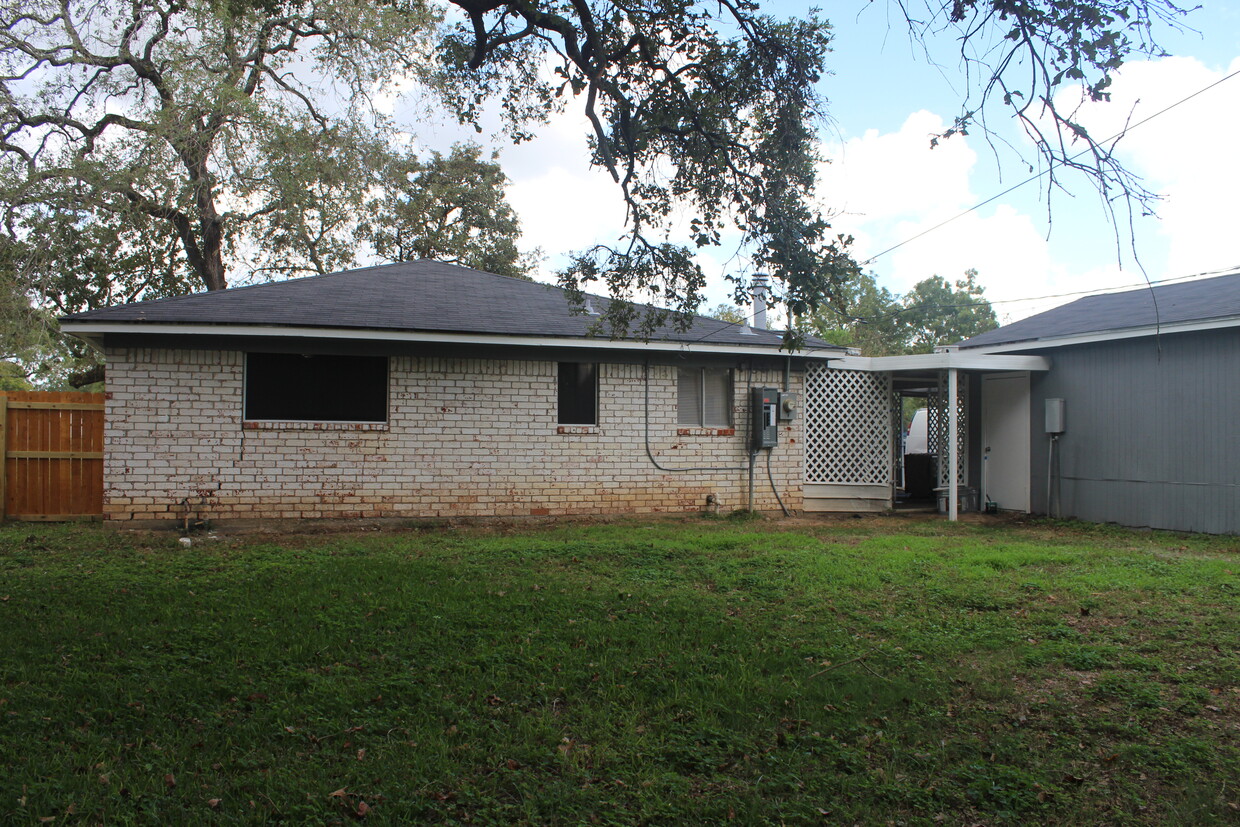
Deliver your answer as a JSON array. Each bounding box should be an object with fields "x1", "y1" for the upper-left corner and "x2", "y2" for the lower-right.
[
  {"x1": 677, "y1": 366, "x2": 733, "y2": 428},
  {"x1": 557, "y1": 362, "x2": 598, "y2": 426},
  {"x1": 243, "y1": 352, "x2": 390, "y2": 424}
]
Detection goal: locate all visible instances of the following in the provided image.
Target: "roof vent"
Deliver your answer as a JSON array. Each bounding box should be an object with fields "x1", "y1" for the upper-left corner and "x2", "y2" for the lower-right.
[{"x1": 583, "y1": 297, "x2": 601, "y2": 316}]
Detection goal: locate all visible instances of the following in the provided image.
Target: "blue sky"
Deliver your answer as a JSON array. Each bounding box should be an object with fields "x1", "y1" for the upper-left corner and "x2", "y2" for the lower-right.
[{"x1": 399, "y1": 0, "x2": 1240, "y2": 323}]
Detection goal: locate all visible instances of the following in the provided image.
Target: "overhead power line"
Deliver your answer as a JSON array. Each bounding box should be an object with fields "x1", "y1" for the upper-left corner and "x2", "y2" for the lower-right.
[
  {"x1": 860, "y1": 67, "x2": 1240, "y2": 266},
  {"x1": 694, "y1": 264, "x2": 1240, "y2": 340}
]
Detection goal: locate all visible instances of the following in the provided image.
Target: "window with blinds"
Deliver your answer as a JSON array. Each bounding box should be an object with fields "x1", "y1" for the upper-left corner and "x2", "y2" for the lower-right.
[{"x1": 677, "y1": 367, "x2": 732, "y2": 427}]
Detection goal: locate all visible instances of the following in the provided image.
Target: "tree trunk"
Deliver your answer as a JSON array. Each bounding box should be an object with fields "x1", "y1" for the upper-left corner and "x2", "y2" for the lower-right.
[{"x1": 191, "y1": 155, "x2": 227, "y2": 292}]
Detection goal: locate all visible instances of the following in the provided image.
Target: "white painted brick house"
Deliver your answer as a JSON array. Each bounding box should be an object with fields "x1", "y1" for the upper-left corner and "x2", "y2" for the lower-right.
[{"x1": 62, "y1": 261, "x2": 836, "y2": 524}]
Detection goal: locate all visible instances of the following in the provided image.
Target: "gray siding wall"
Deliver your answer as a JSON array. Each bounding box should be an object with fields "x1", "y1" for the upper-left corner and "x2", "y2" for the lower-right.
[{"x1": 1027, "y1": 328, "x2": 1240, "y2": 534}]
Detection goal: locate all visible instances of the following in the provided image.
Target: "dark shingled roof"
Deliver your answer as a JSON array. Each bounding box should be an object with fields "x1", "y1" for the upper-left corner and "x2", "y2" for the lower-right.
[
  {"x1": 959, "y1": 272, "x2": 1240, "y2": 349},
  {"x1": 61, "y1": 259, "x2": 834, "y2": 351}
]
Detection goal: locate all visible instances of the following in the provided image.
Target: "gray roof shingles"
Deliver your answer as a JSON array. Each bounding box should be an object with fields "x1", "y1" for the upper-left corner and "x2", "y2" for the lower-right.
[
  {"x1": 959, "y1": 272, "x2": 1240, "y2": 349},
  {"x1": 62, "y1": 259, "x2": 833, "y2": 351}
]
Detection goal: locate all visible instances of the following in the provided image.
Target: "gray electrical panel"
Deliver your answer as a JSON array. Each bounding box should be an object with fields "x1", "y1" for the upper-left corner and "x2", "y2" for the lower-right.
[
  {"x1": 751, "y1": 387, "x2": 779, "y2": 448},
  {"x1": 1045, "y1": 398, "x2": 1066, "y2": 434}
]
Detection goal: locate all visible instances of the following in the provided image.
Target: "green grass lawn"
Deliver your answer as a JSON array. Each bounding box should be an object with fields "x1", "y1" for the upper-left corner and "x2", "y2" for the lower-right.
[{"x1": 1, "y1": 515, "x2": 1237, "y2": 825}]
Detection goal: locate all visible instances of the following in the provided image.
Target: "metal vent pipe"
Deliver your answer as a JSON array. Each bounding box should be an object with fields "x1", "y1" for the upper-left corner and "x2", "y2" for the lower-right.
[{"x1": 752, "y1": 274, "x2": 768, "y2": 330}]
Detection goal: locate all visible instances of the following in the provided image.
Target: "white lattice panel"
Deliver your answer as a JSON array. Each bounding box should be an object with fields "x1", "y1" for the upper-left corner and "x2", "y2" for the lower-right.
[
  {"x1": 804, "y1": 364, "x2": 893, "y2": 485},
  {"x1": 928, "y1": 373, "x2": 969, "y2": 487}
]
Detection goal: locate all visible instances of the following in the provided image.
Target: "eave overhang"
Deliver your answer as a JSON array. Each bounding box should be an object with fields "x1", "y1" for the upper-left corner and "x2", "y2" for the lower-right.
[
  {"x1": 60, "y1": 321, "x2": 846, "y2": 361},
  {"x1": 957, "y1": 314, "x2": 1240, "y2": 354},
  {"x1": 828, "y1": 352, "x2": 1052, "y2": 372}
]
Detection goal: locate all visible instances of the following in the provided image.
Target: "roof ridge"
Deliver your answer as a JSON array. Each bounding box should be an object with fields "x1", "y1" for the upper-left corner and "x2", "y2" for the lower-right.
[{"x1": 89, "y1": 261, "x2": 412, "y2": 312}]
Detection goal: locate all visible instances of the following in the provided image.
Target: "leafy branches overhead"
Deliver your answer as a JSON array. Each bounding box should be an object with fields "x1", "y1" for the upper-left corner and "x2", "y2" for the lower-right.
[
  {"x1": 0, "y1": 0, "x2": 438, "y2": 293},
  {"x1": 899, "y1": 0, "x2": 1193, "y2": 219},
  {"x1": 438, "y1": 0, "x2": 859, "y2": 333},
  {"x1": 0, "y1": 0, "x2": 1198, "y2": 357},
  {"x1": 438, "y1": 0, "x2": 1186, "y2": 334}
]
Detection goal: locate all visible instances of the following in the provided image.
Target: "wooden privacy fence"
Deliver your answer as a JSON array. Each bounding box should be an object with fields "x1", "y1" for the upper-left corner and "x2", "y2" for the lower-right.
[{"x1": 0, "y1": 391, "x2": 105, "y2": 521}]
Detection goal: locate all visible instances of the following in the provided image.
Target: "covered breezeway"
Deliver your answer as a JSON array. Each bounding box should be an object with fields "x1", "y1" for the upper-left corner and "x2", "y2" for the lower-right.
[{"x1": 802, "y1": 351, "x2": 1051, "y2": 520}]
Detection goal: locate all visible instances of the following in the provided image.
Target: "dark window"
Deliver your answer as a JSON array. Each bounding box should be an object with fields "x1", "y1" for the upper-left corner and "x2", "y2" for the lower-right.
[
  {"x1": 558, "y1": 362, "x2": 597, "y2": 425},
  {"x1": 244, "y1": 353, "x2": 388, "y2": 422},
  {"x1": 677, "y1": 367, "x2": 732, "y2": 426}
]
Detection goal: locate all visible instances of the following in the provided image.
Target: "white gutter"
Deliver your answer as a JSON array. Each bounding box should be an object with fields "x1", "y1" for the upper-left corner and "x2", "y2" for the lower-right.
[
  {"x1": 958, "y1": 314, "x2": 1240, "y2": 355},
  {"x1": 60, "y1": 321, "x2": 847, "y2": 360}
]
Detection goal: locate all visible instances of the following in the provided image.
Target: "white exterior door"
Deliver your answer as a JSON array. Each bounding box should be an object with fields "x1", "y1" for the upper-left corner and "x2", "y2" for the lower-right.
[{"x1": 981, "y1": 373, "x2": 1031, "y2": 512}]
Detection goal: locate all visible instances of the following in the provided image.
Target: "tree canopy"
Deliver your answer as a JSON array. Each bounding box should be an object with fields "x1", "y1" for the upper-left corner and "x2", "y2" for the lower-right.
[
  {"x1": 364, "y1": 144, "x2": 537, "y2": 279},
  {"x1": 810, "y1": 269, "x2": 998, "y2": 356},
  {"x1": 0, "y1": 0, "x2": 532, "y2": 384},
  {"x1": 0, "y1": 0, "x2": 1194, "y2": 378},
  {"x1": 435, "y1": 0, "x2": 1190, "y2": 333},
  {"x1": 0, "y1": 0, "x2": 442, "y2": 292}
]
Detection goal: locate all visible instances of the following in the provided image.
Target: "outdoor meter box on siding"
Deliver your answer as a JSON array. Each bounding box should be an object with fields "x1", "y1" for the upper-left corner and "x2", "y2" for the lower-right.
[
  {"x1": 751, "y1": 387, "x2": 780, "y2": 449},
  {"x1": 1045, "y1": 398, "x2": 1066, "y2": 434},
  {"x1": 778, "y1": 391, "x2": 798, "y2": 422}
]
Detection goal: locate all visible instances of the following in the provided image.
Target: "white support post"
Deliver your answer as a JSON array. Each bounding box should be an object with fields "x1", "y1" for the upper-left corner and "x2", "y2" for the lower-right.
[{"x1": 948, "y1": 367, "x2": 959, "y2": 522}]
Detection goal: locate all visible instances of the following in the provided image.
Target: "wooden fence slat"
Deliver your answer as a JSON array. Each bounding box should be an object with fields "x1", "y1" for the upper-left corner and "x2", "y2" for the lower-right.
[
  {"x1": 0, "y1": 400, "x2": 7, "y2": 521},
  {"x1": 0, "y1": 391, "x2": 105, "y2": 522},
  {"x1": 4, "y1": 402, "x2": 105, "y2": 411}
]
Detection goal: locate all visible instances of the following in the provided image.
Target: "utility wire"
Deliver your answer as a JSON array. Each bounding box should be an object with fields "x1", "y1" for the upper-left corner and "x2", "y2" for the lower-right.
[
  {"x1": 843, "y1": 265, "x2": 1240, "y2": 326},
  {"x1": 693, "y1": 264, "x2": 1240, "y2": 341},
  {"x1": 690, "y1": 72, "x2": 1240, "y2": 344},
  {"x1": 861, "y1": 67, "x2": 1240, "y2": 266}
]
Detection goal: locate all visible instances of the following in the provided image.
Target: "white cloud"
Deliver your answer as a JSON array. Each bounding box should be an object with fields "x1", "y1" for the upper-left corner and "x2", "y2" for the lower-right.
[
  {"x1": 817, "y1": 110, "x2": 1059, "y2": 308},
  {"x1": 819, "y1": 110, "x2": 978, "y2": 226},
  {"x1": 500, "y1": 107, "x2": 627, "y2": 282},
  {"x1": 1062, "y1": 56, "x2": 1240, "y2": 278},
  {"x1": 811, "y1": 54, "x2": 1240, "y2": 323}
]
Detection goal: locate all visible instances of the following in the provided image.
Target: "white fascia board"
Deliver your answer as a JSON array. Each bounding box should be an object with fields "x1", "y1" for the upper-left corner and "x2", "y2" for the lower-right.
[
  {"x1": 60, "y1": 321, "x2": 848, "y2": 360},
  {"x1": 830, "y1": 352, "x2": 1052, "y2": 372},
  {"x1": 959, "y1": 314, "x2": 1240, "y2": 354}
]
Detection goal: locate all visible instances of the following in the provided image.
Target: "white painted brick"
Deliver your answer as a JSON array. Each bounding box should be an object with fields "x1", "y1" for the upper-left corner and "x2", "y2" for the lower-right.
[{"x1": 103, "y1": 348, "x2": 805, "y2": 520}]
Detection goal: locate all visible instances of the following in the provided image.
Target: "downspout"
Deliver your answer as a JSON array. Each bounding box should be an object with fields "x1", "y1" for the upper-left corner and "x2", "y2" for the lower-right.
[
  {"x1": 768, "y1": 355, "x2": 793, "y2": 516},
  {"x1": 747, "y1": 361, "x2": 756, "y2": 511}
]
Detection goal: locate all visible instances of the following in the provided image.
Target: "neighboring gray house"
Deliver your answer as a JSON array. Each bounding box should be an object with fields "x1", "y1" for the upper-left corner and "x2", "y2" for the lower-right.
[
  {"x1": 60, "y1": 260, "x2": 841, "y2": 524},
  {"x1": 954, "y1": 273, "x2": 1240, "y2": 534}
]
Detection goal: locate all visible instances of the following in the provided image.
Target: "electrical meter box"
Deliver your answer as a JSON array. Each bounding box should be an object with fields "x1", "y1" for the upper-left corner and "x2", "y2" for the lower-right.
[
  {"x1": 1045, "y1": 398, "x2": 1066, "y2": 434},
  {"x1": 751, "y1": 387, "x2": 780, "y2": 449},
  {"x1": 778, "y1": 391, "x2": 798, "y2": 422}
]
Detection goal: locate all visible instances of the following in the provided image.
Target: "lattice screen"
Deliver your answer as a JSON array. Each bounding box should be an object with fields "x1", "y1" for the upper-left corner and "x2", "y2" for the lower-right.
[
  {"x1": 928, "y1": 372, "x2": 969, "y2": 487},
  {"x1": 804, "y1": 364, "x2": 893, "y2": 485}
]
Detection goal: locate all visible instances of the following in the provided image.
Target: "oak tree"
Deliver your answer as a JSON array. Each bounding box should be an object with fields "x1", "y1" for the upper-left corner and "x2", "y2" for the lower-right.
[
  {"x1": 0, "y1": 0, "x2": 437, "y2": 293},
  {"x1": 436, "y1": 0, "x2": 1190, "y2": 333},
  {"x1": 364, "y1": 144, "x2": 536, "y2": 279},
  {"x1": 809, "y1": 269, "x2": 998, "y2": 355}
]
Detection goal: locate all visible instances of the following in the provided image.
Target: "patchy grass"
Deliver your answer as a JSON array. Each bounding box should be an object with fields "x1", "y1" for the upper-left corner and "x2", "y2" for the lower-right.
[{"x1": 0, "y1": 516, "x2": 1237, "y2": 824}]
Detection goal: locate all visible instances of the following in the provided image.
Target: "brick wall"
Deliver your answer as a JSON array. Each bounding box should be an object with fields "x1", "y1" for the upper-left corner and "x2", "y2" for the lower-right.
[{"x1": 103, "y1": 347, "x2": 804, "y2": 522}]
